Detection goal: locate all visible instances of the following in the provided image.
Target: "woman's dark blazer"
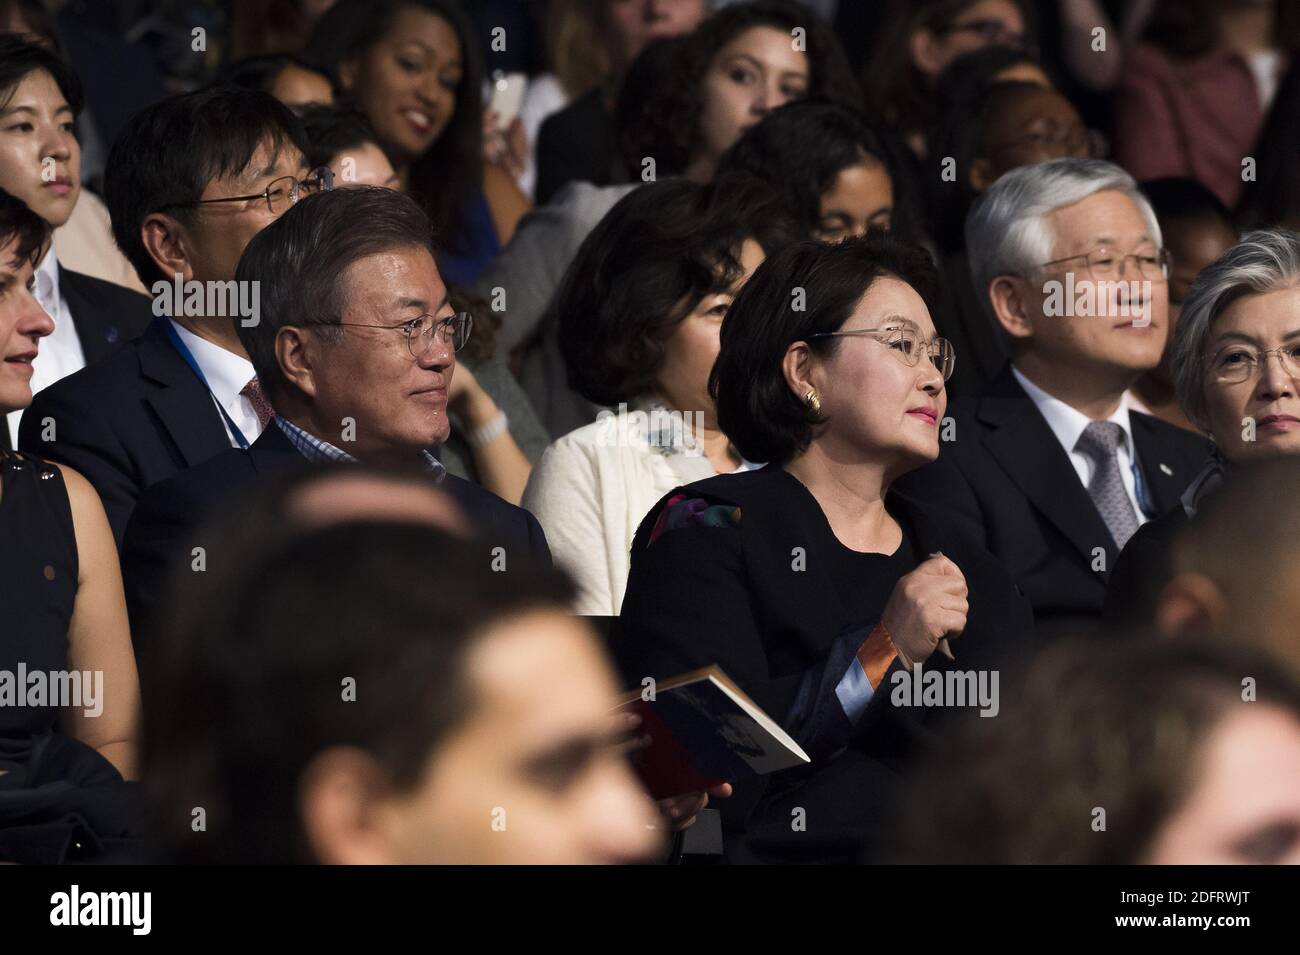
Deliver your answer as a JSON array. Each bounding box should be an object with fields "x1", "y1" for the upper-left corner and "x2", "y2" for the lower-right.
[{"x1": 615, "y1": 463, "x2": 1037, "y2": 838}]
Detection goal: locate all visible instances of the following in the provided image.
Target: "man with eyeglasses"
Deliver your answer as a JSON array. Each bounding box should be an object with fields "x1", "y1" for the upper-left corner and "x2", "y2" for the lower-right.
[
  {"x1": 121, "y1": 186, "x2": 550, "y2": 636},
  {"x1": 898, "y1": 159, "x2": 1210, "y2": 639},
  {"x1": 20, "y1": 88, "x2": 324, "y2": 544}
]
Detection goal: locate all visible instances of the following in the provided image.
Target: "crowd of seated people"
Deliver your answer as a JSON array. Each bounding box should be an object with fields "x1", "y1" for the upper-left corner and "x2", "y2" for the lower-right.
[{"x1": 2, "y1": 0, "x2": 1300, "y2": 866}]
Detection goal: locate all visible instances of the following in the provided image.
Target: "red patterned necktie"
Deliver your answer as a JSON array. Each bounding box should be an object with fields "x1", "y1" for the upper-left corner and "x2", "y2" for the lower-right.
[{"x1": 240, "y1": 377, "x2": 276, "y2": 429}]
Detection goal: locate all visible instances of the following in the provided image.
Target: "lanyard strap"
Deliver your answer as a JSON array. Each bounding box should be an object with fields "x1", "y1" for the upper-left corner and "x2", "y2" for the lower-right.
[
  {"x1": 158, "y1": 318, "x2": 251, "y2": 450},
  {"x1": 1131, "y1": 455, "x2": 1154, "y2": 520}
]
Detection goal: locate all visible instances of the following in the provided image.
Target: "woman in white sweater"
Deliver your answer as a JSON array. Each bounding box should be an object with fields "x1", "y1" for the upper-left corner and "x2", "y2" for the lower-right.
[{"x1": 523, "y1": 177, "x2": 800, "y2": 614}]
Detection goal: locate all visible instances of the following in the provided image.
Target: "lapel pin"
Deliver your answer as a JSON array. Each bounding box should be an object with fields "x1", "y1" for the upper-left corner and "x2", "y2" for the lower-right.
[{"x1": 1159, "y1": 463, "x2": 1173, "y2": 476}]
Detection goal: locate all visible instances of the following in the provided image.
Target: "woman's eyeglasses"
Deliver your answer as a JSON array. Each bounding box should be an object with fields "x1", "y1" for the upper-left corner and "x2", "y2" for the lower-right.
[
  {"x1": 807, "y1": 325, "x2": 956, "y2": 381},
  {"x1": 1207, "y1": 343, "x2": 1300, "y2": 385}
]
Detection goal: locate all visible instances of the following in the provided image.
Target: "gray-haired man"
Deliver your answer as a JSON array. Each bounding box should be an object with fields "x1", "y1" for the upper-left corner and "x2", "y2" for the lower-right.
[{"x1": 898, "y1": 158, "x2": 1209, "y2": 638}]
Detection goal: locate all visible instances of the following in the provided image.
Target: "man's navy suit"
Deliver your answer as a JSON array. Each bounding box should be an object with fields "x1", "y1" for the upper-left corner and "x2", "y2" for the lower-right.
[
  {"x1": 60, "y1": 266, "x2": 152, "y2": 364},
  {"x1": 120, "y1": 421, "x2": 551, "y2": 649},
  {"x1": 20, "y1": 318, "x2": 230, "y2": 545}
]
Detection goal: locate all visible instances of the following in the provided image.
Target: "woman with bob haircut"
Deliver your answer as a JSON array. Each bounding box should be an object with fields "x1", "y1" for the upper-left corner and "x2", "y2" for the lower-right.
[
  {"x1": 524, "y1": 176, "x2": 798, "y2": 615},
  {"x1": 617, "y1": 232, "x2": 1036, "y2": 845}
]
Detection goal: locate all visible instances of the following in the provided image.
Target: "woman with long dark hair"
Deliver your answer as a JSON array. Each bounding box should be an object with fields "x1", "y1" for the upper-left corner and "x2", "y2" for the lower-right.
[{"x1": 307, "y1": 0, "x2": 527, "y2": 286}]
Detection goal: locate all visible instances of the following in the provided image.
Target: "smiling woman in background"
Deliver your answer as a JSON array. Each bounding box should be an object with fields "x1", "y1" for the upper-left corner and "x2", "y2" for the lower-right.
[{"x1": 307, "y1": 0, "x2": 528, "y2": 286}]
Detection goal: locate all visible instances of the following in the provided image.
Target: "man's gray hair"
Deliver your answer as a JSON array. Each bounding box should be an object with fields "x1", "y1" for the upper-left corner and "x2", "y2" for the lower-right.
[
  {"x1": 1171, "y1": 229, "x2": 1300, "y2": 430},
  {"x1": 966, "y1": 158, "x2": 1163, "y2": 296}
]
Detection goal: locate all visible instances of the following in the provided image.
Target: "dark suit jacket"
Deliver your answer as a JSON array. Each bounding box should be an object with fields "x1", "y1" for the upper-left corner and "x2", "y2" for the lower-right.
[
  {"x1": 121, "y1": 421, "x2": 551, "y2": 646},
  {"x1": 616, "y1": 464, "x2": 1035, "y2": 845},
  {"x1": 60, "y1": 266, "x2": 152, "y2": 364},
  {"x1": 895, "y1": 365, "x2": 1211, "y2": 639},
  {"x1": 20, "y1": 319, "x2": 232, "y2": 546},
  {"x1": 933, "y1": 250, "x2": 1008, "y2": 401}
]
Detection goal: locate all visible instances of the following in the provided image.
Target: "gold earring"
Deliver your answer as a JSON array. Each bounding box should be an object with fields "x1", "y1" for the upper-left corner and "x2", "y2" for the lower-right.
[{"x1": 803, "y1": 389, "x2": 821, "y2": 415}]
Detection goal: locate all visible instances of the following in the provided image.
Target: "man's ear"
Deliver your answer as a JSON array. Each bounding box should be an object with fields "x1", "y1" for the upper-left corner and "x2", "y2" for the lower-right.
[
  {"x1": 298, "y1": 747, "x2": 398, "y2": 865},
  {"x1": 276, "y1": 326, "x2": 319, "y2": 401},
  {"x1": 1156, "y1": 572, "x2": 1229, "y2": 637},
  {"x1": 910, "y1": 29, "x2": 946, "y2": 79},
  {"x1": 141, "y1": 212, "x2": 195, "y2": 286},
  {"x1": 988, "y1": 275, "x2": 1035, "y2": 343},
  {"x1": 969, "y1": 156, "x2": 996, "y2": 193}
]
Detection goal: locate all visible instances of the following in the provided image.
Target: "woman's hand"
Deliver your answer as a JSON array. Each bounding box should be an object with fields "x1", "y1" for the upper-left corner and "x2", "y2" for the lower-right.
[
  {"x1": 880, "y1": 553, "x2": 968, "y2": 666},
  {"x1": 448, "y1": 358, "x2": 482, "y2": 414},
  {"x1": 482, "y1": 110, "x2": 527, "y2": 180}
]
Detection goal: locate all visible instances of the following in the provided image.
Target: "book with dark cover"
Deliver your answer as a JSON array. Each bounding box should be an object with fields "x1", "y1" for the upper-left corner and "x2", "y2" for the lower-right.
[{"x1": 618, "y1": 665, "x2": 811, "y2": 799}]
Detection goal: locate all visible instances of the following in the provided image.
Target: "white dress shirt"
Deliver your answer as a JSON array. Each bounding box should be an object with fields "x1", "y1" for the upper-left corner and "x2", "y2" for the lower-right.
[
  {"x1": 169, "y1": 319, "x2": 264, "y2": 448},
  {"x1": 1012, "y1": 365, "x2": 1150, "y2": 525},
  {"x1": 7, "y1": 252, "x2": 86, "y2": 448}
]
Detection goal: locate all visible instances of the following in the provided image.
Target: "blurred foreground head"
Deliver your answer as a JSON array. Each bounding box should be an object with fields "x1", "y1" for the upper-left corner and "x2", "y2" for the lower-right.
[
  {"x1": 142, "y1": 467, "x2": 662, "y2": 864},
  {"x1": 895, "y1": 637, "x2": 1300, "y2": 863},
  {"x1": 1157, "y1": 456, "x2": 1300, "y2": 668}
]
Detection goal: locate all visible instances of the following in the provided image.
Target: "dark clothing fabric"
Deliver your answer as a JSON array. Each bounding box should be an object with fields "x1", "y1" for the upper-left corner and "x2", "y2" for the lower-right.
[
  {"x1": 534, "y1": 88, "x2": 623, "y2": 205},
  {"x1": 0, "y1": 453, "x2": 78, "y2": 744},
  {"x1": 60, "y1": 267, "x2": 153, "y2": 366},
  {"x1": 120, "y1": 422, "x2": 552, "y2": 661},
  {"x1": 1101, "y1": 505, "x2": 1190, "y2": 635},
  {"x1": 933, "y1": 250, "x2": 1008, "y2": 401},
  {"x1": 436, "y1": 190, "x2": 501, "y2": 288},
  {"x1": 20, "y1": 320, "x2": 233, "y2": 547},
  {"x1": 616, "y1": 463, "x2": 1035, "y2": 848},
  {"x1": 896, "y1": 365, "x2": 1212, "y2": 639},
  {"x1": 0, "y1": 450, "x2": 139, "y2": 863}
]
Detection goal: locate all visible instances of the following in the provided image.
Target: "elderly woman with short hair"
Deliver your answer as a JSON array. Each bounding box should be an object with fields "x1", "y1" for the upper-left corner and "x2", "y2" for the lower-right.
[{"x1": 1104, "y1": 228, "x2": 1300, "y2": 630}]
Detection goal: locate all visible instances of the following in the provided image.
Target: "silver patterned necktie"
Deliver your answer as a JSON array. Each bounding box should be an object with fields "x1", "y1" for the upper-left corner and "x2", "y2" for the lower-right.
[{"x1": 1075, "y1": 421, "x2": 1140, "y2": 550}]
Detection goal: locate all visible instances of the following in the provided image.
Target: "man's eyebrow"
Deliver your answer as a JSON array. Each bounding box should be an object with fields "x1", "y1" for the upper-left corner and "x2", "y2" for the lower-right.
[
  {"x1": 0, "y1": 104, "x2": 34, "y2": 117},
  {"x1": 520, "y1": 730, "x2": 619, "y2": 772},
  {"x1": 242, "y1": 146, "x2": 291, "y2": 184}
]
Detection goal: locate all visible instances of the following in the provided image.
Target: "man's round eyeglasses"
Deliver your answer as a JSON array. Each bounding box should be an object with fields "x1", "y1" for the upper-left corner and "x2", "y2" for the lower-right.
[
  {"x1": 332, "y1": 312, "x2": 474, "y2": 358},
  {"x1": 157, "y1": 166, "x2": 335, "y2": 216},
  {"x1": 807, "y1": 325, "x2": 956, "y2": 382}
]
